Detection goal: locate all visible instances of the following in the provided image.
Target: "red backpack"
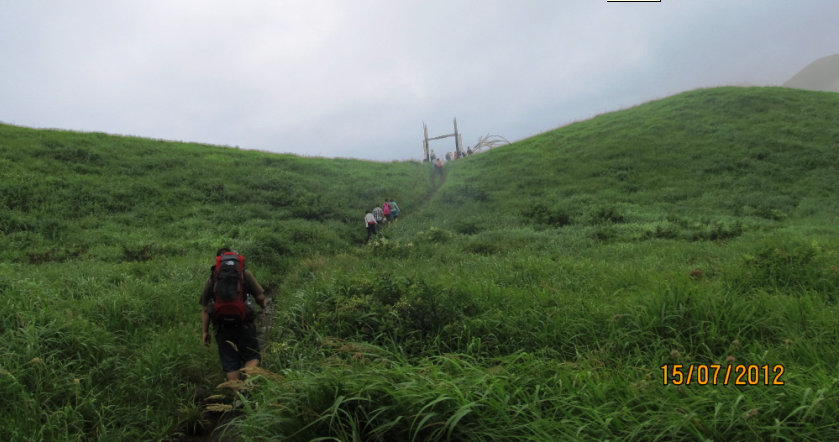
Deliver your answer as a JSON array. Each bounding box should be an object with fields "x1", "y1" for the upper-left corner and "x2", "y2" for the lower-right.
[{"x1": 211, "y1": 252, "x2": 249, "y2": 325}]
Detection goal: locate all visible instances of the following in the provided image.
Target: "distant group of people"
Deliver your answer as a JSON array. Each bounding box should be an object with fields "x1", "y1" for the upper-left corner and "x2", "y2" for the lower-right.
[
  {"x1": 365, "y1": 198, "x2": 400, "y2": 243},
  {"x1": 429, "y1": 147, "x2": 473, "y2": 166},
  {"x1": 428, "y1": 148, "x2": 473, "y2": 174}
]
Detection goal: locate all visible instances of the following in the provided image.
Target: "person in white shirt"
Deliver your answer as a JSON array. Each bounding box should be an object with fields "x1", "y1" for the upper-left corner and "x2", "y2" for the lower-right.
[{"x1": 364, "y1": 212, "x2": 377, "y2": 243}]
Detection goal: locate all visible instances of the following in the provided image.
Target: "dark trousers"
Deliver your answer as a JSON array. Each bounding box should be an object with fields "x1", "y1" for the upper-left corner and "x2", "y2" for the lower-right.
[
  {"x1": 215, "y1": 323, "x2": 260, "y2": 373},
  {"x1": 366, "y1": 224, "x2": 376, "y2": 242}
]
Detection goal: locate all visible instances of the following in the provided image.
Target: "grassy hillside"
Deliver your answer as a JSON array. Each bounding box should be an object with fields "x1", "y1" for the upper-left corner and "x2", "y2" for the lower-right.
[
  {"x1": 232, "y1": 87, "x2": 839, "y2": 441},
  {"x1": 0, "y1": 125, "x2": 433, "y2": 441},
  {"x1": 3, "y1": 86, "x2": 839, "y2": 441},
  {"x1": 440, "y1": 86, "x2": 839, "y2": 229}
]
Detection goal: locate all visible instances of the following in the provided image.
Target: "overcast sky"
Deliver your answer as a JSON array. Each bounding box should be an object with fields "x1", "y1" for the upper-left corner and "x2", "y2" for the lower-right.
[{"x1": 1, "y1": 0, "x2": 837, "y2": 161}]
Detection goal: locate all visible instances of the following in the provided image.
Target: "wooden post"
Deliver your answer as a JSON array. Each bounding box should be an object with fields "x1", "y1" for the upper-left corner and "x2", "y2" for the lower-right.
[
  {"x1": 453, "y1": 118, "x2": 460, "y2": 156},
  {"x1": 423, "y1": 123, "x2": 430, "y2": 162},
  {"x1": 423, "y1": 119, "x2": 464, "y2": 160}
]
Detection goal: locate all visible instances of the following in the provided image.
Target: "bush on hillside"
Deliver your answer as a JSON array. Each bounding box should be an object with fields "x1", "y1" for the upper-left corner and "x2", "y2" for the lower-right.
[
  {"x1": 414, "y1": 227, "x2": 452, "y2": 244},
  {"x1": 590, "y1": 225, "x2": 617, "y2": 242},
  {"x1": 292, "y1": 273, "x2": 480, "y2": 355},
  {"x1": 40, "y1": 140, "x2": 102, "y2": 164},
  {"x1": 749, "y1": 205, "x2": 787, "y2": 221},
  {"x1": 589, "y1": 206, "x2": 624, "y2": 224},
  {"x1": 650, "y1": 223, "x2": 679, "y2": 239},
  {"x1": 640, "y1": 219, "x2": 743, "y2": 242},
  {"x1": 365, "y1": 237, "x2": 414, "y2": 257},
  {"x1": 728, "y1": 240, "x2": 839, "y2": 298},
  {"x1": 521, "y1": 202, "x2": 571, "y2": 227},
  {"x1": 463, "y1": 241, "x2": 500, "y2": 255},
  {"x1": 454, "y1": 219, "x2": 483, "y2": 235}
]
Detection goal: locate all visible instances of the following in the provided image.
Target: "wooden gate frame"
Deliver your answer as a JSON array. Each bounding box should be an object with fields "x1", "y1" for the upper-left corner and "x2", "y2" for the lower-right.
[{"x1": 422, "y1": 118, "x2": 463, "y2": 162}]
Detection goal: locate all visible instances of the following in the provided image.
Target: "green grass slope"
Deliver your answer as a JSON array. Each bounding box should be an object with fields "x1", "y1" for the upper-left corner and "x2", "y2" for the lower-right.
[
  {"x1": 440, "y1": 86, "x2": 839, "y2": 230},
  {"x1": 0, "y1": 124, "x2": 433, "y2": 441},
  {"x1": 235, "y1": 87, "x2": 839, "y2": 441}
]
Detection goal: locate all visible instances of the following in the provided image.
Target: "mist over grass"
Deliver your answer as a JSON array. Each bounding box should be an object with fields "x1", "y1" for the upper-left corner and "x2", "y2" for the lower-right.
[{"x1": 3, "y1": 86, "x2": 839, "y2": 441}]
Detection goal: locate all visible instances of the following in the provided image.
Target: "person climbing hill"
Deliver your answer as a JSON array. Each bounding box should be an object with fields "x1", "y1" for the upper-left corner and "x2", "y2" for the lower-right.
[
  {"x1": 373, "y1": 204, "x2": 384, "y2": 233},
  {"x1": 388, "y1": 199, "x2": 400, "y2": 224},
  {"x1": 365, "y1": 211, "x2": 377, "y2": 243},
  {"x1": 199, "y1": 248, "x2": 268, "y2": 397},
  {"x1": 382, "y1": 198, "x2": 392, "y2": 227}
]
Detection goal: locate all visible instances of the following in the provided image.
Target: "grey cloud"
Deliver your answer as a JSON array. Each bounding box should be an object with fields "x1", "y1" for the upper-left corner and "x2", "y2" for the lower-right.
[{"x1": 1, "y1": 0, "x2": 838, "y2": 160}]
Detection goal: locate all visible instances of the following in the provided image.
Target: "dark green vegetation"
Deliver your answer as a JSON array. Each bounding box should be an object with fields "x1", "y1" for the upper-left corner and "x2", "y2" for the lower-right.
[
  {"x1": 3, "y1": 86, "x2": 839, "y2": 441},
  {"x1": 0, "y1": 127, "x2": 432, "y2": 441}
]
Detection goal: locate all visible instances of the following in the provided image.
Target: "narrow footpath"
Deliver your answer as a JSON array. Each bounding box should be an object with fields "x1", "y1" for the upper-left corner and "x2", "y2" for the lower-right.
[{"x1": 187, "y1": 164, "x2": 446, "y2": 441}]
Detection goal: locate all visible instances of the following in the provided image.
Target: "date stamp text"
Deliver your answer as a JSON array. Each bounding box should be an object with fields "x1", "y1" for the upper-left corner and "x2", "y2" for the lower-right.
[{"x1": 661, "y1": 364, "x2": 785, "y2": 386}]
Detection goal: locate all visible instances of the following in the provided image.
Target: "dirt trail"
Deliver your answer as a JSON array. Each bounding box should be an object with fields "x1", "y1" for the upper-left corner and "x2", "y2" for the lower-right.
[
  {"x1": 187, "y1": 165, "x2": 445, "y2": 440},
  {"x1": 423, "y1": 168, "x2": 447, "y2": 203}
]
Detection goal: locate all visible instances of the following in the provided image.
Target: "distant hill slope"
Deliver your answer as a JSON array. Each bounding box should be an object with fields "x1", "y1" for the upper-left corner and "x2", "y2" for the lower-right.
[
  {"x1": 783, "y1": 54, "x2": 839, "y2": 93},
  {"x1": 433, "y1": 86, "x2": 839, "y2": 231},
  {"x1": 0, "y1": 124, "x2": 433, "y2": 273}
]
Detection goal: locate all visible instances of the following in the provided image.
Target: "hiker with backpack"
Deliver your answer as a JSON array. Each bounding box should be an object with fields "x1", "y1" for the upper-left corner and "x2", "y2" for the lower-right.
[
  {"x1": 388, "y1": 199, "x2": 400, "y2": 224},
  {"x1": 200, "y1": 248, "x2": 268, "y2": 393},
  {"x1": 382, "y1": 198, "x2": 392, "y2": 227}
]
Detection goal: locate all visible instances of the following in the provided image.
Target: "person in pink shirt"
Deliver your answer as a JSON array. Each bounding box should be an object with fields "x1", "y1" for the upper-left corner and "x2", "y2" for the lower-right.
[{"x1": 382, "y1": 198, "x2": 392, "y2": 227}]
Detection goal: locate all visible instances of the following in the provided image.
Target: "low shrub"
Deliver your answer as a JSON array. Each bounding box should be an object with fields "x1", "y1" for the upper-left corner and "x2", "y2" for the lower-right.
[
  {"x1": 413, "y1": 227, "x2": 452, "y2": 244},
  {"x1": 463, "y1": 241, "x2": 500, "y2": 255},
  {"x1": 521, "y1": 202, "x2": 571, "y2": 227},
  {"x1": 589, "y1": 206, "x2": 624, "y2": 224},
  {"x1": 729, "y1": 239, "x2": 839, "y2": 297},
  {"x1": 454, "y1": 219, "x2": 483, "y2": 235},
  {"x1": 590, "y1": 225, "x2": 617, "y2": 241},
  {"x1": 750, "y1": 205, "x2": 787, "y2": 221}
]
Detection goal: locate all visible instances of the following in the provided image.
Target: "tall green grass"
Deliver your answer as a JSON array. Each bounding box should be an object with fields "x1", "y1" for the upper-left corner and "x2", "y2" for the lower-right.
[
  {"x1": 232, "y1": 87, "x2": 839, "y2": 441},
  {"x1": 4, "y1": 86, "x2": 839, "y2": 440},
  {"x1": 0, "y1": 124, "x2": 432, "y2": 440}
]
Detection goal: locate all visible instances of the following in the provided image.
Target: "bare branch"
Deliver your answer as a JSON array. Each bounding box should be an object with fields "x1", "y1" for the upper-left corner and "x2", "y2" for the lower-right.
[{"x1": 471, "y1": 134, "x2": 511, "y2": 153}]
